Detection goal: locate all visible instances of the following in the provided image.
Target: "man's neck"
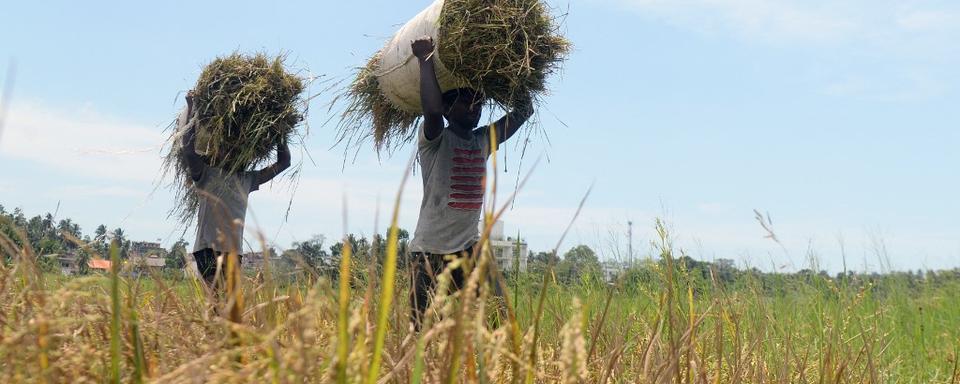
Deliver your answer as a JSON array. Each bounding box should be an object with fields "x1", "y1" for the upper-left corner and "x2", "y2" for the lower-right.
[{"x1": 446, "y1": 122, "x2": 474, "y2": 140}]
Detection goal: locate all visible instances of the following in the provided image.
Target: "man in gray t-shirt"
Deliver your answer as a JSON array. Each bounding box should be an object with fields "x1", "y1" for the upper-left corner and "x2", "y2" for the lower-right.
[
  {"x1": 180, "y1": 91, "x2": 291, "y2": 289},
  {"x1": 408, "y1": 37, "x2": 534, "y2": 329}
]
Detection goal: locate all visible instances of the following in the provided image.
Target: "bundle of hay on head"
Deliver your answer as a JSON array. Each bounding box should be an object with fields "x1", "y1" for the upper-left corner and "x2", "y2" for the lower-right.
[
  {"x1": 338, "y1": 0, "x2": 570, "y2": 151},
  {"x1": 162, "y1": 52, "x2": 306, "y2": 225}
]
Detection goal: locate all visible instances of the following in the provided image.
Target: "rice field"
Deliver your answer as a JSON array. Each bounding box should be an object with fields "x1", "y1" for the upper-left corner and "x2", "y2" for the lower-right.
[
  {"x1": 2, "y1": 216, "x2": 958, "y2": 383},
  {"x1": 3, "y1": 1, "x2": 957, "y2": 383}
]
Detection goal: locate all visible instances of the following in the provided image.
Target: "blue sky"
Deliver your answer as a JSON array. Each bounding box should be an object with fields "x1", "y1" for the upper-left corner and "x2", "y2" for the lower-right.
[{"x1": 1, "y1": 0, "x2": 958, "y2": 272}]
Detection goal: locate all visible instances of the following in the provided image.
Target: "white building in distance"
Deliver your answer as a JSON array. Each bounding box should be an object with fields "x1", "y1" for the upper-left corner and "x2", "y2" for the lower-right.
[
  {"x1": 602, "y1": 260, "x2": 629, "y2": 282},
  {"x1": 486, "y1": 221, "x2": 528, "y2": 273}
]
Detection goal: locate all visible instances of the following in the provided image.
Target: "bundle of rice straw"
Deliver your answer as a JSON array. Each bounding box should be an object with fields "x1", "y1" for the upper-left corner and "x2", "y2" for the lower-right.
[
  {"x1": 338, "y1": 0, "x2": 570, "y2": 151},
  {"x1": 162, "y1": 52, "x2": 305, "y2": 225}
]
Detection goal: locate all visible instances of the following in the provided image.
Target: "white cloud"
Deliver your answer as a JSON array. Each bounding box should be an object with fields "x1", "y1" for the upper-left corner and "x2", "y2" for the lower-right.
[
  {"x1": 3, "y1": 102, "x2": 954, "y2": 272},
  {"x1": 0, "y1": 101, "x2": 167, "y2": 183}
]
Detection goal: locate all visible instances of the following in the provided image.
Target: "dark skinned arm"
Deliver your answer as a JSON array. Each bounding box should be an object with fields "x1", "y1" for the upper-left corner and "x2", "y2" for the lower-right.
[
  {"x1": 254, "y1": 140, "x2": 291, "y2": 186},
  {"x1": 491, "y1": 95, "x2": 534, "y2": 146},
  {"x1": 181, "y1": 90, "x2": 206, "y2": 182},
  {"x1": 412, "y1": 36, "x2": 444, "y2": 141}
]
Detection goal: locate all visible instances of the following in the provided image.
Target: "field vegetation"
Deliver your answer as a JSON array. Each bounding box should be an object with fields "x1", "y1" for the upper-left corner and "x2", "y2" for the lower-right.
[{"x1": 2, "y1": 203, "x2": 959, "y2": 383}]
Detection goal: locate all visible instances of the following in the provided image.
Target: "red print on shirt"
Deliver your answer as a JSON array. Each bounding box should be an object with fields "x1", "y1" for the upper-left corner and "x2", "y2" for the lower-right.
[{"x1": 448, "y1": 147, "x2": 485, "y2": 211}]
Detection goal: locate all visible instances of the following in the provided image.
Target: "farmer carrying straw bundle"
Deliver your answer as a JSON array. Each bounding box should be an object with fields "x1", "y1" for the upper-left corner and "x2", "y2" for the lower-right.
[
  {"x1": 163, "y1": 53, "x2": 304, "y2": 293},
  {"x1": 336, "y1": 0, "x2": 569, "y2": 330},
  {"x1": 407, "y1": 36, "x2": 534, "y2": 330},
  {"x1": 339, "y1": 0, "x2": 569, "y2": 150}
]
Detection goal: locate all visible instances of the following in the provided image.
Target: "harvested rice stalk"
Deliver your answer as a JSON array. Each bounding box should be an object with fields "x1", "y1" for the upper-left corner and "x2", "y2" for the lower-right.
[
  {"x1": 162, "y1": 52, "x2": 306, "y2": 225},
  {"x1": 338, "y1": 0, "x2": 569, "y2": 152},
  {"x1": 338, "y1": 53, "x2": 421, "y2": 152},
  {"x1": 191, "y1": 53, "x2": 304, "y2": 172},
  {"x1": 437, "y1": 0, "x2": 570, "y2": 106}
]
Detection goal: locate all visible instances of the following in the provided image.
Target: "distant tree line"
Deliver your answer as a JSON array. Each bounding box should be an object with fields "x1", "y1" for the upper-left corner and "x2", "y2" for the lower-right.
[
  {"x1": 3, "y1": 206, "x2": 959, "y2": 290},
  {"x1": 0, "y1": 205, "x2": 189, "y2": 275}
]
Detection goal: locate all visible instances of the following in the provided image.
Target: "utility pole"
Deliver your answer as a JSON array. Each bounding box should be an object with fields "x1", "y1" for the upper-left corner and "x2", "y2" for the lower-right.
[{"x1": 627, "y1": 220, "x2": 633, "y2": 265}]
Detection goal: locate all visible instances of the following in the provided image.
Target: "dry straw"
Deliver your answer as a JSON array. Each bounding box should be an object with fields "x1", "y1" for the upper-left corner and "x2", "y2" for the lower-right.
[
  {"x1": 339, "y1": 0, "x2": 570, "y2": 151},
  {"x1": 1, "y1": 184, "x2": 958, "y2": 382},
  {"x1": 162, "y1": 52, "x2": 306, "y2": 225}
]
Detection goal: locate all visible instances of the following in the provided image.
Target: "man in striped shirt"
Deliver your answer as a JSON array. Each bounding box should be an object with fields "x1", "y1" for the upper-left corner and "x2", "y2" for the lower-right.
[{"x1": 408, "y1": 36, "x2": 533, "y2": 329}]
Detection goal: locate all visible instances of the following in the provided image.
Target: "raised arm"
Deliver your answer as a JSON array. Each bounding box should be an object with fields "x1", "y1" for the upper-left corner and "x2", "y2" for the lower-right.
[
  {"x1": 254, "y1": 140, "x2": 291, "y2": 186},
  {"x1": 412, "y1": 37, "x2": 444, "y2": 141},
  {"x1": 491, "y1": 95, "x2": 534, "y2": 145},
  {"x1": 181, "y1": 91, "x2": 206, "y2": 182}
]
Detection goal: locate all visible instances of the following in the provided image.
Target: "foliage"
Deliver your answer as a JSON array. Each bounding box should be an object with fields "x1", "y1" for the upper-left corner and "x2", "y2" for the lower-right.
[
  {"x1": 2, "y1": 207, "x2": 959, "y2": 381},
  {"x1": 557, "y1": 244, "x2": 600, "y2": 283},
  {"x1": 290, "y1": 235, "x2": 331, "y2": 274},
  {"x1": 110, "y1": 228, "x2": 130, "y2": 259},
  {"x1": 165, "y1": 239, "x2": 188, "y2": 271},
  {"x1": 75, "y1": 246, "x2": 92, "y2": 276},
  {"x1": 527, "y1": 250, "x2": 559, "y2": 275}
]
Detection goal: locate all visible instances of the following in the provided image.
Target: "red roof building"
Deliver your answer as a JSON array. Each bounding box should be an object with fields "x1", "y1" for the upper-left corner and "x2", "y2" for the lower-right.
[{"x1": 88, "y1": 259, "x2": 111, "y2": 271}]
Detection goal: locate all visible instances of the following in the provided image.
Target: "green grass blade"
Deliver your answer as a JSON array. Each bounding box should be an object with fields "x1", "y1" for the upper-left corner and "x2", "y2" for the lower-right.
[
  {"x1": 336, "y1": 240, "x2": 352, "y2": 383},
  {"x1": 411, "y1": 337, "x2": 426, "y2": 384},
  {"x1": 365, "y1": 153, "x2": 414, "y2": 384},
  {"x1": 109, "y1": 242, "x2": 122, "y2": 384},
  {"x1": 129, "y1": 286, "x2": 145, "y2": 384}
]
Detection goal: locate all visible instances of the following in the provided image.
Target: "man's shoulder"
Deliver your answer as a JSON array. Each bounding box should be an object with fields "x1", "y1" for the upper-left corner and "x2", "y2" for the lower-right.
[
  {"x1": 471, "y1": 124, "x2": 493, "y2": 139},
  {"x1": 243, "y1": 170, "x2": 261, "y2": 192},
  {"x1": 418, "y1": 123, "x2": 446, "y2": 150}
]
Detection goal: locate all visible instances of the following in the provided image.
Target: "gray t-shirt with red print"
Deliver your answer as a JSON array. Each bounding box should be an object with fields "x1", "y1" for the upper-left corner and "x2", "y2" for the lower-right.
[
  {"x1": 409, "y1": 125, "x2": 491, "y2": 254},
  {"x1": 177, "y1": 108, "x2": 259, "y2": 254}
]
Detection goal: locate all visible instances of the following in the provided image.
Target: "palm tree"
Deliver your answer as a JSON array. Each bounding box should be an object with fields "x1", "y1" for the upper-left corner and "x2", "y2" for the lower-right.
[
  {"x1": 94, "y1": 225, "x2": 108, "y2": 242},
  {"x1": 12, "y1": 208, "x2": 27, "y2": 227},
  {"x1": 111, "y1": 228, "x2": 130, "y2": 259},
  {"x1": 111, "y1": 228, "x2": 125, "y2": 242},
  {"x1": 92, "y1": 224, "x2": 108, "y2": 258},
  {"x1": 57, "y1": 218, "x2": 71, "y2": 232},
  {"x1": 57, "y1": 219, "x2": 81, "y2": 250},
  {"x1": 26, "y1": 215, "x2": 45, "y2": 250},
  {"x1": 42, "y1": 213, "x2": 55, "y2": 238}
]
